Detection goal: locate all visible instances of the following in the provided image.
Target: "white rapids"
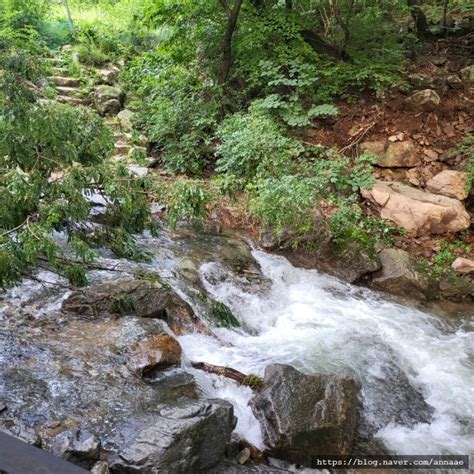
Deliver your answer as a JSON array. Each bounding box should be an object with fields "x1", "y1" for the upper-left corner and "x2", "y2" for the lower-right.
[{"x1": 178, "y1": 249, "x2": 474, "y2": 455}]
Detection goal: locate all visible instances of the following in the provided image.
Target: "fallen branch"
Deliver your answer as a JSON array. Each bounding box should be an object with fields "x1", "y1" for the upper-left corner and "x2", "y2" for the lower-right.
[
  {"x1": 340, "y1": 122, "x2": 376, "y2": 154},
  {"x1": 191, "y1": 361, "x2": 263, "y2": 389}
]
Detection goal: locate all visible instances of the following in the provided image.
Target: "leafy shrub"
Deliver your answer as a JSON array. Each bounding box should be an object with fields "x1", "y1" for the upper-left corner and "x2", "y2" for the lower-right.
[
  {"x1": 215, "y1": 107, "x2": 303, "y2": 181},
  {"x1": 0, "y1": 47, "x2": 152, "y2": 287},
  {"x1": 249, "y1": 175, "x2": 319, "y2": 236},
  {"x1": 158, "y1": 179, "x2": 211, "y2": 229}
]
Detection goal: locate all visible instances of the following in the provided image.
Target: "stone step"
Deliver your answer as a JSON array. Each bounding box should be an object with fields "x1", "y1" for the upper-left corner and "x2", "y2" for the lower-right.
[
  {"x1": 56, "y1": 86, "x2": 81, "y2": 97},
  {"x1": 44, "y1": 57, "x2": 64, "y2": 64},
  {"x1": 50, "y1": 67, "x2": 69, "y2": 75},
  {"x1": 58, "y1": 96, "x2": 86, "y2": 106},
  {"x1": 114, "y1": 143, "x2": 131, "y2": 155},
  {"x1": 48, "y1": 76, "x2": 81, "y2": 88}
]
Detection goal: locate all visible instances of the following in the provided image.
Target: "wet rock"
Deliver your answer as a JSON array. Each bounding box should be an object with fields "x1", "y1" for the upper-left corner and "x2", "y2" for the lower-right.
[
  {"x1": 405, "y1": 89, "x2": 441, "y2": 111},
  {"x1": 452, "y1": 257, "x2": 474, "y2": 275},
  {"x1": 208, "y1": 460, "x2": 290, "y2": 473},
  {"x1": 117, "y1": 109, "x2": 135, "y2": 131},
  {"x1": 94, "y1": 85, "x2": 124, "y2": 116},
  {"x1": 98, "y1": 67, "x2": 119, "y2": 85},
  {"x1": 361, "y1": 180, "x2": 470, "y2": 236},
  {"x1": 251, "y1": 364, "x2": 358, "y2": 466},
  {"x1": 51, "y1": 429, "x2": 100, "y2": 468},
  {"x1": 92, "y1": 461, "x2": 110, "y2": 474},
  {"x1": 426, "y1": 170, "x2": 469, "y2": 200},
  {"x1": 361, "y1": 141, "x2": 420, "y2": 168},
  {"x1": 127, "y1": 333, "x2": 182, "y2": 379},
  {"x1": 280, "y1": 240, "x2": 380, "y2": 284},
  {"x1": 371, "y1": 249, "x2": 431, "y2": 300},
  {"x1": 62, "y1": 278, "x2": 208, "y2": 335},
  {"x1": 109, "y1": 400, "x2": 235, "y2": 473},
  {"x1": 439, "y1": 274, "x2": 474, "y2": 301},
  {"x1": 1, "y1": 420, "x2": 41, "y2": 447},
  {"x1": 460, "y1": 65, "x2": 474, "y2": 85},
  {"x1": 238, "y1": 448, "x2": 251, "y2": 465}
]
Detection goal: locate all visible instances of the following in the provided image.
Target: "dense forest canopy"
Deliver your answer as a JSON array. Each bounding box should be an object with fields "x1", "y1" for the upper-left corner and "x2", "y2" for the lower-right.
[{"x1": 0, "y1": 0, "x2": 473, "y2": 288}]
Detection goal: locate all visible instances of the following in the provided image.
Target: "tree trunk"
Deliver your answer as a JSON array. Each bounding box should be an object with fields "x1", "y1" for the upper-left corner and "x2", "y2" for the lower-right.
[
  {"x1": 218, "y1": 0, "x2": 244, "y2": 85},
  {"x1": 63, "y1": 0, "x2": 74, "y2": 30},
  {"x1": 301, "y1": 30, "x2": 352, "y2": 62},
  {"x1": 407, "y1": 0, "x2": 428, "y2": 36},
  {"x1": 443, "y1": 0, "x2": 449, "y2": 32}
]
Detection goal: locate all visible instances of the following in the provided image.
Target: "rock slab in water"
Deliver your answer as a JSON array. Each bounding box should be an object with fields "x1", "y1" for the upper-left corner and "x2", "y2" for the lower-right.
[
  {"x1": 51, "y1": 429, "x2": 100, "y2": 469},
  {"x1": 250, "y1": 364, "x2": 358, "y2": 466},
  {"x1": 109, "y1": 400, "x2": 235, "y2": 473},
  {"x1": 62, "y1": 278, "x2": 208, "y2": 335},
  {"x1": 371, "y1": 248, "x2": 431, "y2": 299},
  {"x1": 361, "y1": 180, "x2": 470, "y2": 236}
]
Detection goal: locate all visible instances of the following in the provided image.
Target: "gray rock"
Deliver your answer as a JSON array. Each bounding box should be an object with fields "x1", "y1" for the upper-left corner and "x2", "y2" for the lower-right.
[
  {"x1": 62, "y1": 278, "x2": 209, "y2": 335},
  {"x1": 405, "y1": 89, "x2": 441, "y2": 111},
  {"x1": 51, "y1": 429, "x2": 100, "y2": 468},
  {"x1": 371, "y1": 248, "x2": 431, "y2": 300},
  {"x1": 251, "y1": 364, "x2": 358, "y2": 466},
  {"x1": 94, "y1": 85, "x2": 124, "y2": 116},
  {"x1": 98, "y1": 67, "x2": 119, "y2": 85},
  {"x1": 1, "y1": 421, "x2": 41, "y2": 447},
  {"x1": 109, "y1": 400, "x2": 235, "y2": 473},
  {"x1": 117, "y1": 109, "x2": 135, "y2": 131},
  {"x1": 408, "y1": 73, "x2": 433, "y2": 89}
]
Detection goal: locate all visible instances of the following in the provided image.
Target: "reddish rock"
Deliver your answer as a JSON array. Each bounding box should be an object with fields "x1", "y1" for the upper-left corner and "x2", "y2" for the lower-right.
[
  {"x1": 127, "y1": 333, "x2": 182, "y2": 379},
  {"x1": 451, "y1": 257, "x2": 474, "y2": 275},
  {"x1": 361, "y1": 181, "x2": 470, "y2": 236},
  {"x1": 426, "y1": 170, "x2": 468, "y2": 200}
]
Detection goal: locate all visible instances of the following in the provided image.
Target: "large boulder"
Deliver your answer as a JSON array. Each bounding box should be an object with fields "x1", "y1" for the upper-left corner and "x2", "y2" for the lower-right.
[
  {"x1": 426, "y1": 170, "x2": 469, "y2": 200},
  {"x1": 62, "y1": 278, "x2": 209, "y2": 335},
  {"x1": 361, "y1": 180, "x2": 470, "y2": 236},
  {"x1": 250, "y1": 364, "x2": 358, "y2": 467},
  {"x1": 127, "y1": 333, "x2": 182, "y2": 379},
  {"x1": 404, "y1": 89, "x2": 441, "y2": 111},
  {"x1": 371, "y1": 249, "x2": 431, "y2": 299},
  {"x1": 94, "y1": 85, "x2": 124, "y2": 116},
  {"x1": 109, "y1": 400, "x2": 235, "y2": 473}
]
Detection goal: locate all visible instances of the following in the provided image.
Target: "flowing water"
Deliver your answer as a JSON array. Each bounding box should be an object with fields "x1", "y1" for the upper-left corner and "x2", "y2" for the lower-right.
[{"x1": 1, "y1": 227, "x2": 473, "y2": 461}]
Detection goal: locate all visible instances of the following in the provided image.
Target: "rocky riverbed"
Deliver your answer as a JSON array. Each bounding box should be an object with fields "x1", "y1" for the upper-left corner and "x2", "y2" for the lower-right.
[{"x1": 0, "y1": 227, "x2": 473, "y2": 472}]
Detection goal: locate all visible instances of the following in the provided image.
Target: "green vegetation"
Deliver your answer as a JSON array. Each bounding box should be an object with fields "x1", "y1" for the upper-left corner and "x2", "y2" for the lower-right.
[
  {"x1": 420, "y1": 240, "x2": 472, "y2": 281},
  {"x1": 210, "y1": 300, "x2": 241, "y2": 328},
  {"x1": 1, "y1": 0, "x2": 471, "y2": 288}
]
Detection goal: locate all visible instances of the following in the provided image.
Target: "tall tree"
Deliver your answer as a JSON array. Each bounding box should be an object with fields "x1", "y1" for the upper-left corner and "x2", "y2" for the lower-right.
[{"x1": 218, "y1": 0, "x2": 244, "y2": 84}]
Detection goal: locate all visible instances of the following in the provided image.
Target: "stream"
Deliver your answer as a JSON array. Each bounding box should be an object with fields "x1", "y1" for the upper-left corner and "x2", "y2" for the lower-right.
[{"x1": 0, "y1": 227, "x2": 473, "y2": 467}]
